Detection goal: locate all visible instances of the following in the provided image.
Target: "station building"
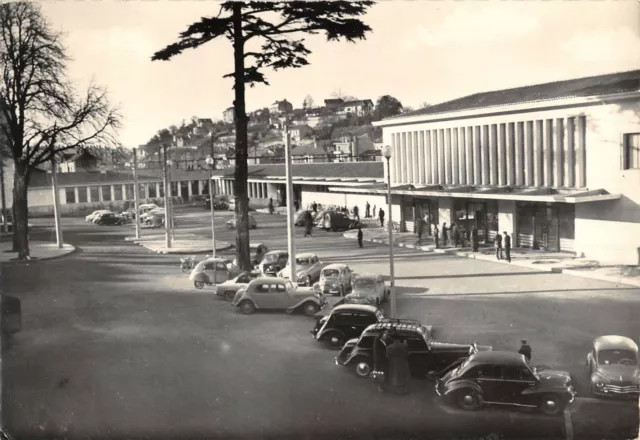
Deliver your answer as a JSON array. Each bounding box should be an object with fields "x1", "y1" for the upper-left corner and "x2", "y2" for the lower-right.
[{"x1": 356, "y1": 70, "x2": 640, "y2": 264}]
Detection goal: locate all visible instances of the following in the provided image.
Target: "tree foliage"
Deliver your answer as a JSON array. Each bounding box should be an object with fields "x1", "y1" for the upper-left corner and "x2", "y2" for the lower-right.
[
  {"x1": 152, "y1": 1, "x2": 373, "y2": 271},
  {"x1": 373, "y1": 94, "x2": 403, "y2": 121}
]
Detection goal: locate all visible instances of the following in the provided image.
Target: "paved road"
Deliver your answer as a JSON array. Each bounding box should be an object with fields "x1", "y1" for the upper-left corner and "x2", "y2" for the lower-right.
[{"x1": 2, "y1": 207, "x2": 638, "y2": 439}]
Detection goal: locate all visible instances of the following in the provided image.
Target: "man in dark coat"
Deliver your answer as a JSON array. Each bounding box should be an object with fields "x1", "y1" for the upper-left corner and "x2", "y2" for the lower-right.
[
  {"x1": 378, "y1": 208, "x2": 385, "y2": 227},
  {"x1": 304, "y1": 211, "x2": 313, "y2": 238},
  {"x1": 268, "y1": 198, "x2": 274, "y2": 215},
  {"x1": 495, "y1": 233, "x2": 503, "y2": 260},
  {"x1": 442, "y1": 222, "x2": 448, "y2": 246},
  {"x1": 386, "y1": 338, "x2": 410, "y2": 395},
  {"x1": 294, "y1": 199, "x2": 299, "y2": 212},
  {"x1": 433, "y1": 224, "x2": 440, "y2": 249},
  {"x1": 416, "y1": 218, "x2": 423, "y2": 243},
  {"x1": 357, "y1": 227, "x2": 363, "y2": 248},
  {"x1": 471, "y1": 226, "x2": 479, "y2": 252},
  {"x1": 373, "y1": 331, "x2": 392, "y2": 392},
  {"x1": 503, "y1": 231, "x2": 512, "y2": 263},
  {"x1": 312, "y1": 202, "x2": 318, "y2": 213},
  {"x1": 353, "y1": 205, "x2": 359, "y2": 220},
  {"x1": 452, "y1": 223, "x2": 460, "y2": 247},
  {"x1": 519, "y1": 339, "x2": 532, "y2": 361},
  {"x1": 365, "y1": 201, "x2": 370, "y2": 218}
]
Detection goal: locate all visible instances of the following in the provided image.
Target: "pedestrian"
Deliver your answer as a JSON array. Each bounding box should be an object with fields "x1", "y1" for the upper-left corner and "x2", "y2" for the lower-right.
[
  {"x1": 304, "y1": 211, "x2": 313, "y2": 238},
  {"x1": 518, "y1": 339, "x2": 532, "y2": 361},
  {"x1": 433, "y1": 224, "x2": 440, "y2": 249},
  {"x1": 452, "y1": 223, "x2": 460, "y2": 247},
  {"x1": 312, "y1": 201, "x2": 318, "y2": 213},
  {"x1": 373, "y1": 205, "x2": 377, "y2": 218},
  {"x1": 353, "y1": 205, "x2": 359, "y2": 220},
  {"x1": 386, "y1": 337, "x2": 410, "y2": 395},
  {"x1": 373, "y1": 331, "x2": 392, "y2": 392},
  {"x1": 357, "y1": 227, "x2": 363, "y2": 248},
  {"x1": 416, "y1": 217, "x2": 423, "y2": 243},
  {"x1": 494, "y1": 233, "x2": 503, "y2": 260},
  {"x1": 503, "y1": 231, "x2": 512, "y2": 263},
  {"x1": 268, "y1": 198, "x2": 274, "y2": 215},
  {"x1": 442, "y1": 222, "x2": 448, "y2": 246},
  {"x1": 378, "y1": 208, "x2": 385, "y2": 227},
  {"x1": 294, "y1": 199, "x2": 300, "y2": 212},
  {"x1": 365, "y1": 201, "x2": 371, "y2": 218},
  {"x1": 471, "y1": 226, "x2": 479, "y2": 252}
]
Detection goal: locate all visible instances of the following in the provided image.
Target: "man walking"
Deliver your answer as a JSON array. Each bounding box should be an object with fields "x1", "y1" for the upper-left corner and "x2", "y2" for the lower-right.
[
  {"x1": 353, "y1": 205, "x2": 359, "y2": 221},
  {"x1": 268, "y1": 198, "x2": 274, "y2": 215},
  {"x1": 442, "y1": 222, "x2": 448, "y2": 246},
  {"x1": 452, "y1": 223, "x2": 460, "y2": 247},
  {"x1": 386, "y1": 337, "x2": 410, "y2": 395},
  {"x1": 304, "y1": 211, "x2": 313, "y2": 238},
  {"x1": 416, "y1": 217, "x2": 423, "y2": 244},
  {"x1": 294, "y1": 199, "x2": 300, "y2": 212},
  {"x1": 494, "y1": 233, "x2": 503, "y2": 260},
  {"x1": 365, "y1": 201, "x2": 370, "y2": 218},
  {"x1": 518, "y1": 339, "x2": 532, "y2": 361},
  {"x1": 312, "y1": 201, "x2": 318, "y2": 213},
  {"x1": 433, "y1": 223, "x2": 439, "y2": 249},
  {"x1": 378, "y1": 208, "x2": 385, "y2": 227},
  {"x1": 471, "y1": 226, "x2": 479, "y2": 252},
  {"x1": 503, "y1": 231, "x2": 512, "y2": 263},
  {"x1": 357, "y1": 227, "x2": 363, "y2": 248}
]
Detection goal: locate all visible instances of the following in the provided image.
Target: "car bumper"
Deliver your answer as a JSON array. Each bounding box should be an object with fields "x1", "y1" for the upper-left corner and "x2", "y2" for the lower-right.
[{"x1": 592, "y1": 386, "x2": 639, "y2": 399}]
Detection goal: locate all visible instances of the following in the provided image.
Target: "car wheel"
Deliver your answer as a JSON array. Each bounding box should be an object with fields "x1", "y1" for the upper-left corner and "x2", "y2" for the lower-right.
[
  {"x1": 354, "y1": 359, "x2": 373, "y2": 378},
  {"x1": 326, "y1": 333, "x2": 345, "y2": 349},
  {"x1": 239, "y1": 301, "x2": 256, "y2": 315},
  {"x1": 305, "y1": 276, "x2": 312, "y2": 286},
  {"x1": 194, "y1": 281, "x2": 205, "y2": 289},
  {"x1": 302, "y1": 302, "x2": 319, "y2": 316},
  {"x1": 224, "y1": 291, "x2": 235, "y2": 301},
  {"x1": 538, "y1": 394, "x2": 564, "y2": 416},
  {"x1": 456, "y1": 389, "x2": 482, "y2": 411}
]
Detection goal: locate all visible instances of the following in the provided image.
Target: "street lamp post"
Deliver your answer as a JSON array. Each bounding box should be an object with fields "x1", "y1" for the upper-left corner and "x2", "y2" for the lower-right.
[
  {"x1": 162, "y1": 145, "x2": 171, "y2": 249},
  {"x1": 382, "y1": 145, "x2": 396, "y2": 319},
  {"x1": 205, "y1": 155, "x2": 216, "y2": 257}
]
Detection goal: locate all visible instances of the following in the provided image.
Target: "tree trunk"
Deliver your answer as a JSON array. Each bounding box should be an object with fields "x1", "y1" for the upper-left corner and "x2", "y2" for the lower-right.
[
  {"x1": 12, "y1": 160, "x2": 30, "y2": 259},
  {"x1": 232, "y1": 3, "x2": 251, "y2": 271}
]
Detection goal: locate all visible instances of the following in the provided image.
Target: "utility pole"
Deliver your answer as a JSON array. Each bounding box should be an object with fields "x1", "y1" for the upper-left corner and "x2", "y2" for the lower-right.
[
  {"x1": 50, "y1": 152, "x2": 63, "y2": 249},
  {"x1": 162, "y1": 144, "x2": 171, "y2": 248},
  {"x1": 284, "y1": 123, "x2": 297, "y2": 283},
  {"x1": 208, "y1": 141, "x2": 216, "y2": 257},
  {"x1": 133, "y1": 149, "x2": 141, "y2": 239}
]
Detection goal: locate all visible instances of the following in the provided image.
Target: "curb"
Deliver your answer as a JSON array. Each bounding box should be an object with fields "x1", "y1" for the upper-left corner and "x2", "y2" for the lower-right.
[
  {"x1": 138, "y1": 242, "x2": 234, "y2": 255},
  {"x1": 0, "y1": 244, "x2": 77, "y2": 264},
  {"x1": 562, "y1": 268, "x2": 640, "y2": 288}
]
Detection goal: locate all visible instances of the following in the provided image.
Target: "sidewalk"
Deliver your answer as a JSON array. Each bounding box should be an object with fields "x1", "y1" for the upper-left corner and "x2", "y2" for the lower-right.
[
  {"x1": 344, "y1": 228, "x2": 640, "y2": 288},
  {"x1": 0, "y1": 240, "x2": 76, "y2": 263},
  {"x1": 125, "y1": 232, "x2": 232, "y2": 255}
]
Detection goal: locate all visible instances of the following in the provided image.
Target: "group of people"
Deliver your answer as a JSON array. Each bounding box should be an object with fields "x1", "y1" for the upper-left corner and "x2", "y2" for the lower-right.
[
  {"x1": 421, "y1": 221, "x2": 480, "y2": 252},
  {"x1": 494, "y1": 231, "x2": 512, "y2": 263}
]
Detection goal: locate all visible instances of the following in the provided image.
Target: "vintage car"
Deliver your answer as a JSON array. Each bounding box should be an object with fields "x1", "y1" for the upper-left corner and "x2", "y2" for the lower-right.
[
  {"x1": 258, "y1": 250, "x2": 289, "y2": 276},
  {"x1": 318, "y1": 263, "x2": 354, "y2": 297},
  {"x1": 226, "y1": 214, "x2": 257, "y2": 229},
  {"x1": 436, "y1": 351, "x2": 575, "y2": 416},
  {"x1": 321, "y1": 211, "x2": 353, "y2": 232},
  {"x1": 586, "y1": 335, "x2": 639, "y2": 399},
  {"x1": 232, "y1": 243, "x2": 269, "y2": 267},
  {"x1": 295, "y1": 210, "x2": 311, "y2": 227},
  {"x1": 205, "y1": 196, "x2": 228, "y2": 210},
  {"x1": 214, "y1": 271, "x2": 262, "y2": 301},
  {"x1": 311, "y1": 304, "x2": 384, "y2": 349},
  {"x1": 189, "y1": 257, "x2": 240, "y2": 289},
  {"x1": 95, "y1": 213, "x2": 125, "y2": 226},
  {"x1": 142, "y1": 208, "x2": 165, "y2": 224},
  {"x1": 314, "y1": 209, "x2": 331, "y2": 227},
  {"x1": 277, "y1": 253, "x2": 326, "y2": 286},
  {"x1": 138, "y1": 204, "x2": 160, "y2": 222},
  {"x1": 231, "y1": 277, "x2": 327, "y2": 316},
  {"x1": 86, "y1": 210, "x2": 111, "y2": 223},
  {"x1": 336, "y1": 319, "x2": 491, "y2": 379},
  {"x1": 344, "y1": 273, "x2": 389, "y2": 306}
]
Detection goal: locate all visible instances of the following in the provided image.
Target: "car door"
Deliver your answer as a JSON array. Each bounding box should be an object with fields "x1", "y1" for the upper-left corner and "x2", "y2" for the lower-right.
[
  {"x1": 272, "y1": 282, "x2": 293, "y2": 309},
  {"x1": 406, "y1": 336, "x2": 432, "y2": 378},
  {"x1": 351, "y1": 312, "x2": 378, "y2": 340},
  {"x1": 504, "y1": 365, "x2": 538, "y2": 406},
  {"x1": 202, "y1": 262, "x2": 216, "y2": 283},
  {"x1": 474, "y1": 365, "x2": 504, "y2": 403},
  {"x1": 214, "y1": 261, "x2": 230, "y2": 283},
  {"x1": 251, "y1": 282, "x2": 275, "y2": 308}
]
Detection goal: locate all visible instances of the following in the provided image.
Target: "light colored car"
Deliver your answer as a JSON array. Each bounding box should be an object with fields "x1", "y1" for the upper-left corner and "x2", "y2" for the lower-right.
[
  {"x1": 214, "y1": 271, "x2": 262, "y2": 301},
  {"x1": 231, "y1": 277, "x2": 326, "y2": 316},
  {"x1": 318, "y1": 263, "x2": 353, "y2": 297},
  {"x1": 189, "y1": 257, "x2": 239, "y2": 289},
  {"x1": 86, "y1": 210, "x2": 111, "y2": 222},
  {"x1": 277, "y1": 253, "x2": 326, "y2": 286},
  {"x1": 587, "y1": 335, "x2": 640, "y2": 399},
  {"x1": 226, "y1": 214, "x2": 257, "y2": 229},
  {"x1": 140, "y1": 207, "x2": 164, "y2": 224},
  {"x1": 344, "y1": 273, "x2": 389, "y2": 306}
]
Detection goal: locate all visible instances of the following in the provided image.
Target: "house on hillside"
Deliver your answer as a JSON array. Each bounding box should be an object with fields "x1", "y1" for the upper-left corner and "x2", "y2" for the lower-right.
[
  {"x1": 324, "y1": 98, "x2": 344, "y2": 111},
  {"x1": 223, "y1": 107, "x2": 235, "y2": 123},
  {"x1": 291, "y1": 144, "x2": 329, "y2": 163},
  {"x1": 338, "y1": 99, "x2": 374, "y2": 117},
  {"x1": 270, "y1": 99, "x2": 293, "y2": 115},
  {"x1": 331, "y1": 126, "x2": 376, "y2": 160},
  {"x1": 289, "y1": 124, "x2": 313, "y2": 142}
]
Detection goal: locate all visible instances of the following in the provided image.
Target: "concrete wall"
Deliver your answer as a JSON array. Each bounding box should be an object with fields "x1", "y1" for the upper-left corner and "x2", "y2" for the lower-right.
[{"x1": 498, "y1": 200, "x2": 516, "y2": 236}]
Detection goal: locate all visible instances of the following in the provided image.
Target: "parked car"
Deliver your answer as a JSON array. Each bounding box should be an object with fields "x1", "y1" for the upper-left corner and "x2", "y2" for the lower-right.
[
  {"x1": 138, "y1": 204, "x2": 159, "y2": 221},
  {"x1": 226, "y1": 214, "x2": 257, "y2": 229},
  {"x1": 214, "y1": 271, "x2": 262, "y2": 301},
  {"x1": 311, "y1": 304, "x2": 384, "y2": 349},
  {"x1": 436, "y1": 351, "x2": 575, "y2": 416},
  {"x1": 86, "y1": 210, "x2": 111, "y2": 223},
  {"x1": 318, "y1": 263, "x2": 354, "y2": 297},
  {"x1": 586, "y1": 335, "x2": 639, "y2": 400},
  {"x1": 231, "y1": 277, "x2": 327, "y2": 316},
  {"x1": 343, "y1": 273, "x2": 389, "y2": 306},
  {"x1": 228, "y1": 197, "x2": 236, "y2": 211},
  {"x1": 142, "y1": 208, "x2": 165, "y2": 224},
  {"x1": 322, "y1": 211, "x2": 352, "y2": 232},
  {"x1": 95, "y1": 213, "x2": 125, "y2": 226},
  {"x1": 232, "y1": 243, "x2": 269, "y2": 267},
  {"x1": 189, "y1": 257, "x2": 240, "y2": 289},
  {"x1": 205, "y1": 196, "x2": 228, "y2": 210},
  {"x1": 278, "y1": 253, "x2": 326, "y2": 286},
  {"x1": 257, "y1": 250, "x2": 289, "y2": 276},
  {"x1": 336, "y1": 319, "x2": 490, "y2": 379}
]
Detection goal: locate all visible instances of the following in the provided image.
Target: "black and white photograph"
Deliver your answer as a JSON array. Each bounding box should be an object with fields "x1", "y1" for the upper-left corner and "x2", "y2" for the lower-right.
[{"x1": 0, "y1": 1, "x2": 639, "y2": 439}]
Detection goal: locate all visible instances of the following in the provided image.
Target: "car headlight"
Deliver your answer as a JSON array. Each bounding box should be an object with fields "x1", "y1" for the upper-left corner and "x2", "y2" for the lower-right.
[
  {"x1": 595, "y1": 381, "x2": 604, "y2": 388},
  {"x1": 332, "y1": 283, "x2": 337, "y2": 288}
]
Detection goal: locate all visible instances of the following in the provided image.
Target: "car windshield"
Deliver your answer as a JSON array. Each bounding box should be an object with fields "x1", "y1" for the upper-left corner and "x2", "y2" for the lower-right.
[
  {"x1": 322, "y1": 269, "x2": 340, "y2": 278},
  {"x1": 353, "y1": 278, "x2": 376, "y2": 290},
  {"x1": 296, "y1": 258, "x2": 311, "y2": 266},
  {"x1": 263, "y1": 254, "x2": 279, "y2": 263},
  {"x1": 598, "y1": 349, "x2": 638, "y2": 365}
]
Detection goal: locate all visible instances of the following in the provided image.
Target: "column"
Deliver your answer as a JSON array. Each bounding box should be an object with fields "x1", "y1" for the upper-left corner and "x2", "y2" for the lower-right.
[
  {"x1": 576, "y1": 116, "x2": 586, "y2": 187},
  {"x1": 489, "y1": 124, "x2": 498, "y2": 186},
  {"x1": 566, "y1": 117, "x2": 575, "y2": 188},
  {"x1": 425, "y1": 130, "x2": 433, "y2": 184},
  {"x1": 466, "y1": 126, "x2": 474, "y2": 185},
  {"x1": 406, "y1": 132, "x2": 413, "y2": 183},
  {"x1": 515, "y1": 122, "x2": 525, "y2": 186},
  {"x1": 418, "y1": 131, "x2": 426, "y2": 184},
  {"x1": 481, "y1": 125, "x2": 490, "y2": 185},
  {"x1": 74, "y1": 187, "x2": 80, "y2": 203},
  {"x1": 188, "y1": 180, "x2": 193, "y2": 198},
  {"x1": 458, "y1": 127, "x2": 467, "y2": 185},
  {"x1": 156, "y1": 182, "x2": 161, "y2": 198},
  {"x1": 524, "y1": 121, "x2": 534, "y2": 186},
  {"x1": 431, "y1": 130, "x2": 439, "y2": 183},
  {"x1": 544, "y1": 119, "x2": 554, "y2": 187},
  {"x1": 392, "y1": 133, "x2": 400, "y2": 184},
  {"x1": 438, "y1": 129, "x2": 446, "y2": 184},
  {"x1": 87, "y1": 186, "x2": 93, "y2": 202},
  {"x1": 412, "y1": 132, "x2": 420, "y2": 184},
  {"x1": 110, "y1": 185, "x2": 115, "y2": 201},
  {"x1": 444, "y1": 128, "x2": 452, "y2": 184},
  {"x1": 498, "y1": 200, "x2": 517, "y2": 236},
  {"x1": 119, "y1": 184, "x2": 125, "y2": 200},
  {"x1": 506, "y1": 123, "x2": 515, "y2": 186},
  {"x1": 474, "y1": 126, "x2": 482, "y2": 186},
  {"x1": 555, "y1": 118, "x2": 564, "y2": 187},
  {"x1": 534, "y1": 120, "x2": 544, "y2": 187},
  {"x1": 401, "y1": 132, "x2": 408, "y2": 183},
  {"x1": 498, "y1": 123, "x2": 507, "y2": 186},
  {"x1": 451, "y1": 128, "x2": 459, "y2": 185}
]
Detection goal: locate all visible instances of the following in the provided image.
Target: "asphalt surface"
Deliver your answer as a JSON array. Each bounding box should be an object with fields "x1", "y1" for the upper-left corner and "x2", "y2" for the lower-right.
[{"x1": 1, "y1": 206, "x2": 638, "y2": 440}]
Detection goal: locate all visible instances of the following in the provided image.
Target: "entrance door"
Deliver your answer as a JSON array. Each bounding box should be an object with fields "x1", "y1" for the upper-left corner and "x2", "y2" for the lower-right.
[{"x1": 517, "y1": 203, "x2": 534, "y2": 248}]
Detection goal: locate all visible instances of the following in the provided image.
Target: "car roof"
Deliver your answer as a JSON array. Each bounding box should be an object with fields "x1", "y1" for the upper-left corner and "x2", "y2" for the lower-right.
[
  {"x1": 353, "y1": 273, "x2": 382, "y2": 281},
  {"x1": 296, "y1": 253, "x2": 317, "y2": 259},
  {"x1": 323, "y1": 263, "x2": 348, "y2": 270},
  {"x1": 265, "y1": 250, "x2": 287, "y2": 256},
  {"x1": 594, "y1": 335, "x2": 639, "y2": 352},
  {"x1": 250, "y1": 277, "x2": 290, "y2": 285},
  {"x1": 249, "y1": 242, "x2": 264, "y2": 248},
  {"x1": 363, "y1": 320, "x2": 426, "y2": 336},
  {"x1": 467, "y1": 351, "x2": 524, "y2": 366},
  {"x1": 199, "y1": 257, "x2": 231, "y2": 264},
  {"x1": 332, "y1": 304, "x2": 379, "y2": 314}
]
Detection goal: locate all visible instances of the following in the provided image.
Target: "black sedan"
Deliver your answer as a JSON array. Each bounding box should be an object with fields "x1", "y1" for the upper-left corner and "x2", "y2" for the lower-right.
[{"x1": 96, "y1": 213, "x2": 125, "y2": 226}]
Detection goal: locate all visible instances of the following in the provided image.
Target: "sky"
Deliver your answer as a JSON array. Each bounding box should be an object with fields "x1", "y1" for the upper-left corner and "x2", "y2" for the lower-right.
[{"x1": 40, "y1": 0, "x2": 640, "y2": 148}]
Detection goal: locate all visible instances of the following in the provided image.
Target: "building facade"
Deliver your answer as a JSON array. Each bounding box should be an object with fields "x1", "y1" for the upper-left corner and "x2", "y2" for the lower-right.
[
  {"x1": 223, "y1": 107, "x2": 235, "y2": 123},
  {"x1": 338, "y1": 100, "x2": 374, "y2": 117},
  {"x1": 269, "y1": 99, "x2": 293, "y2": 115},
  {"x1": 363, "y1": 70, "x2": 640, "y2": 264}
]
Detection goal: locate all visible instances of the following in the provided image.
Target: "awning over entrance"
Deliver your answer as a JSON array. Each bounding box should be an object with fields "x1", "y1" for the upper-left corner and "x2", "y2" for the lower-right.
[{"x1": 328, "y1": 184, "x2": 621, "y2": 204}]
